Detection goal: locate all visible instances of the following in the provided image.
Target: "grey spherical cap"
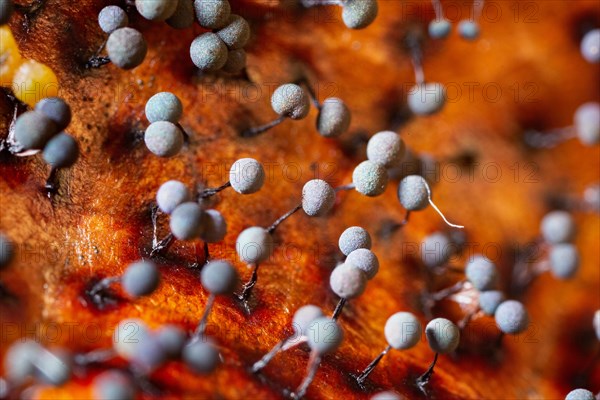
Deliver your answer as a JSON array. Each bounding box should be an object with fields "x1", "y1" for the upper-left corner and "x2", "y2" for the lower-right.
[
  {"x1": 540, "y1": 210, "x2": 576, "y2": 244},
  {"x1": 302, "y1": 179, "x2": 336, "y2": 217},
  {"x1": 478, "y1": 290, "x2": 505, "y2": 316},
  {"x1": 329, "y1": 262, "x2": 367, "y2": 299},
  {"x1": 593, "y1": 310, "x2": 600, "y2": 341},
  {"x1": 465, "y1": 255, "x2": 498, "y2": 291},
  {"x1": 216, "y1": 14, "x2": 250, "y2": 50},
  {"x1": 338, "y1": 226, "x2": 371, "y2": 256},
  {"x1": 35, "y1": 97, "x2": 71, "y2": 131},
  {"x1": 170, "y1": 202, "x2": 204, "y2": 240},
  {"x1": 122, "y1": 260, "x2": 160, "y2": 298},
  {"x1": 135, "y1": 0, "x2": 177, "y2": 21},
  {"x1": 201, "y1": 260, "x2": 238, "y2": 295},
  {"x1": 200, "y1": 209, "x2": 227, "y2": 243},
  {"x1": 156, "y1": 180, "x2": 191, "y2": 214},
  {"x1": 144, "y1": 121, "x2": 184, "y2": 157},
  {"x1": 145, "y1": 92, "x2": 183, "y2": 123},
  {"x1": 565, "y1": 389, "x2": 595, "y2": 400},
  {"x1": 367, "y1": 131, "x2": 405, "y2": 168},
  {"x1": 92, "y1": 370, "x2": 135, "y2": 400},
  {"x1": 398, "y1": 175, "x2": 429, "y2": 211},
  {"x1": 222, "y1": 49, "x2": 246, "y2": 74},
  {"x1": 113, "y1": 319, "x2": 150, "y2": 360},
  {"x1": 129, "y1": 336, "x2": 166, "y2": 374},
  {"x1": 3, "y1": 340, "x2": 42, "y2": 384},
  {"x1": 458, "y1": 20, "x2": 480, "y2": 40},
  {"x1": 425, "y1": 318, "x2": 460, "y2": 354},
  {"x1": 384, "y1": 312, "x2": 422, "y2": 350},
  {"x1": 236, "y1": 227, "x2": 273, "y2": 264},
  {"x1": 580, "y1": 29, "x2": 600, "y2": 63},
  {"x1": 421, "y1": 232, "x2": 452, "y2": 268},
  {"x1": 352, "y1": 160, "x2": 388, "y2": 197},
  {"x1": 345, "y1": 248, "x2": 379, "y2": 280},
  {"x1": 98, "y1": 6, "x2": 129, "y2": 33},
  {"x1": 0, "y1": 0, "x2": 13, "y2": 25},
  {"x1": 155, "y1": 325, "x2": 186, "y2": 358},
  {"x1": 584, "y1": 183, "x2": 600, "y2": 212},
  {"x1": 190, "y1": 32, "x2": 228, "y2": 71},
  {"x1": 495, "y1": 300, "x2": 529, "y2": 335},
  {"x1": 43, "y1": 133, "x2": 79, "y2": 168},
  {"x1": 0, "y1": 233, "x2": 14, "y2": 268},
  {"x1": 229, "y1": 158, "x2": 265, "y2": 194},
  {"x1": 549, "y1": 244, "x2": 580, "y2": 280},
  {"x1": 194, "y1": 0, "x2": 231, "y2": 29},
  {"x1": 292, "y1": 305, "x2": 324, "y2": 337},
  {"x1": 183, "y1": 339, "x2": 220, "y2": 374},
  {"x1": 14, "y1": 111, "x2": 57, "y2": 150},
  {"x1": 574, "y1": 102, "x2": 600, "y2": 146},
  {"x1": 429, "y1": 19, "x2": 451, "y2": 39},
  {"x1": 34, "y1": 348, "x2": 72, "y2": 386},
  {"x1": 341, "y1": 0, "x2": 378, "y2": 30},
  {"x1": 106, "y1": 27, "x2": 147, "y2": 70},
  {"x1": 407, "y1": 83, "x2": 446, "y2": 116},
  {"x1": 307, "y1": 317, "x2": 344, "y2": 354},
  {"x1": 317, "y1": 97, "x2": 351, "y2": 137},
  {"x1": 371, "y1": 392, "x2": 402, "y2": 400},
  {"x1": 167, "y1": 0, "x2": 195, "y2": 29},
  {"x1": 271, "y1": 83, "x2": 310, "y2": 120}
]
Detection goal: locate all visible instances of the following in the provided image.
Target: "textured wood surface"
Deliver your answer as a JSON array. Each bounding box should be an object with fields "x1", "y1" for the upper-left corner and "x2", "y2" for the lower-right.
[{"x1": 1, "y1": 0, "x2": 599, "y2": 399}]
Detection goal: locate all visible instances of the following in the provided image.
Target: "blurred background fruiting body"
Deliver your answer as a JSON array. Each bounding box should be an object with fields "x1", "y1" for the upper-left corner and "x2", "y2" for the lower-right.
[{"x1": 0, "y1": 0, "x2": 599, "y2": 399}]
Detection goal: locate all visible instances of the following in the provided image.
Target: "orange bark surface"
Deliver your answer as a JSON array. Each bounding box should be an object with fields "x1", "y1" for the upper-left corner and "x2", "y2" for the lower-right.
[{"x1": 1, "y1": 0, "x2": 599, "y2": 399}]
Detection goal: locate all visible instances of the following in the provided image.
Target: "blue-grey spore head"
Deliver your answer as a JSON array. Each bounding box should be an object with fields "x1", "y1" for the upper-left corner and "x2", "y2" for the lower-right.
[
  {"x1": 495, "y1": 300, "x2": 529, "y2": 335},
  {"x1": 549, "y1": 244, "x2": 580, "y2": 280},
  {"x1": 341, "y1": 0, "x2": 378, "y2": 30},
  {"x1": 478, "y1": 290, "x2": 505, "y2": 316},
  {"x1": 353, "y1": 160, "x2": 388, "y2": 197}
]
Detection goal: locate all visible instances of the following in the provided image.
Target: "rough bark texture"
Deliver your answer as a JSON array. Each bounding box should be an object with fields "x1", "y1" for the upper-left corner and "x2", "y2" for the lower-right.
[{"x1": 1, "y1": 0, "x2": 599, "y2": 399}]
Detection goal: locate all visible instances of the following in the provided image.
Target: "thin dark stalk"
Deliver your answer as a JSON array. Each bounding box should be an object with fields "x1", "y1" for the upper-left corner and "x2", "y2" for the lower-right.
[
  {"x1": 416, "y1": 352, "x2": 439, "y2": 390},
  {"x1": 251, "y1": 337, "x2": 288, "y2": 373},
  {"x1": 355, "y1": 345, "x2": 392, "y2": 386},
  {"x1": 150, "y1": 233, "x2": 174, "y2": 257},
  {"x1": 496, "y1": 331, "x2": 505, "y2": 348},
  {"x1": 524, "y1": 127, "x2": 576, "y2": 149},
  {"x1": 74, "y1": 348, "x2": 116, "y2": 365},
  {"x1": 199, "y1": 181, "x2": 231, "y2": 199},
  {"x1": 44, "y1": 167, "x2": 58, "y2": 196},
  {"x1": 331, "y1": 298, "x2": 347, "y2": 321},
  {"x1": 193, "y1": 294, "x2": 215, "y2": 339},
  {"x1": 241, "y1": 116, "x2": 286, "y2": 138},
  {"x1": 406, "y1": 32, "x2": 424, "y2": 85},
  {"x1": 458, "y1": 309, "x2": 477, "y2": 330},
  {"x1": 399, "y1": 210, "x2": 411, "y2": 226},
  {"x1": 204, "y1": 242, "x2": 210, "y2": 264},
  {"x1": 431, "y1": 279, "x2": 466, "y2": 302},
  {"x1": 238, "y1": 264, "x2": 260, "y2": 302},
  {"x1": 89, "y1": 277, "x2": 121, "y2": 298},
  {"x1": 431, "y1": 0, "x2": 443, "y2": 20},
  {"x1": 85, "y1": 56, "x2": 111, "y2": 69},
  {"x1": 334, "y1": 183, "x2": 355, "y2": 192},
  {"x1": 293, "y1": 351, "x2": 321, "y2": 399},
  {"x1": 300, "y1": 0, "x2": 343, "y2": 8},
  {"x1": 176, "y1": 123, "x2": 191, "y2": 144},
  {"x1": 295, "y1": 77, "x2": 322, "y2": 110},
  {"x1": 267, "y1": 203, "x2": 302, "y2": 234},
  {"x1": 92, "y1": 39, "x2": 108, "y2": 58}
]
